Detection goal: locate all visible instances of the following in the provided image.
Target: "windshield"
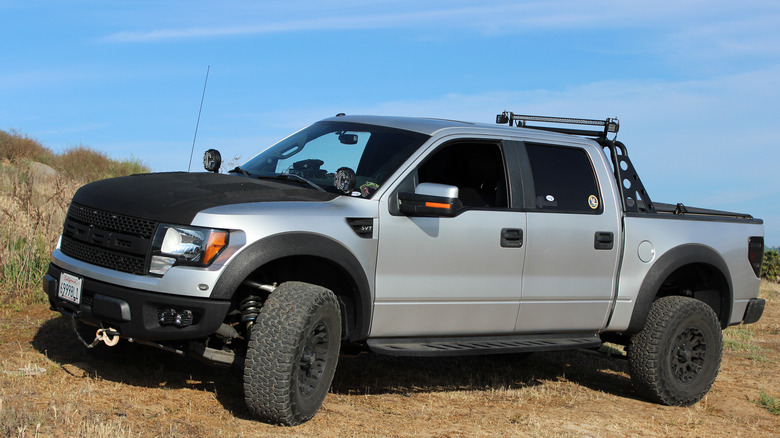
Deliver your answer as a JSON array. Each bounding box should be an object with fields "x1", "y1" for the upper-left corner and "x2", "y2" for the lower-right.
[{"x1": 240, "y1": 121, "x2": 428, "y2": 197}]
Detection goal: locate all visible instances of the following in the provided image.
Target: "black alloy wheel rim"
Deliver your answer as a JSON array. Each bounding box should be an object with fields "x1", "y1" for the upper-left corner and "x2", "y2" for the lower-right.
[
  {"x1": 671, "y1": 327, "x2": 707, "y2": 383},
  {"x1": 298, "y1": 321, "x2": 330, "y2": 397}
]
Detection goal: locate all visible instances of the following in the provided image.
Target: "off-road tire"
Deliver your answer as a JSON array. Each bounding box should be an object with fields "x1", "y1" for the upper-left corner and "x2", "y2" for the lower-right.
[
  {"x1": 628, "y1": 296, "x2": 722, "y2": 406},
  {"x1": 243, "y1": 281, "x2": 342, "y2": 426}
]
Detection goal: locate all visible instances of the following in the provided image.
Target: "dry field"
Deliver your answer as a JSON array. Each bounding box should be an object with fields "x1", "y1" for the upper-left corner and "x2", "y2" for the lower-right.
[{"x1": 0, "y1": 283, "x2": 778, "y2": 437}]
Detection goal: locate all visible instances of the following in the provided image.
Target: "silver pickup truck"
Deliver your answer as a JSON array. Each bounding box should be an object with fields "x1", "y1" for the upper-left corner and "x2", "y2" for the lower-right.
[{"x1": 43, "y1": 112, "x2": 765, "y2": 425}]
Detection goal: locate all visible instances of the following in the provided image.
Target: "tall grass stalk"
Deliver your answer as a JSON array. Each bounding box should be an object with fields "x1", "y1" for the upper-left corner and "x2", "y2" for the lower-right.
[{"x1": 1, "y1": 232, "x2": 50, "y2": 304}]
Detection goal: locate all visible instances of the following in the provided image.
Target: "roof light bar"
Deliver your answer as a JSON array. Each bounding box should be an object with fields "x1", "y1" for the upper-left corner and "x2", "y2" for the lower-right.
[{"x1": 496, "y1": 111, "x2": 619, "y2": 139}]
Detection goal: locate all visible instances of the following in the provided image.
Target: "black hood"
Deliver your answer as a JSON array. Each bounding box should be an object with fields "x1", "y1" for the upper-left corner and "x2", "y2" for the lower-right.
[{"x1": 71, "y1": 172, "x2": 338, "y2": 225}]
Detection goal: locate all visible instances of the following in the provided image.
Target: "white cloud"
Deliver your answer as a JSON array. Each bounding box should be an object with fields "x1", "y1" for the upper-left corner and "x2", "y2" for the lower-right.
[{"x1": 99, "y1": 0, "x2": 780, "y2": 46}]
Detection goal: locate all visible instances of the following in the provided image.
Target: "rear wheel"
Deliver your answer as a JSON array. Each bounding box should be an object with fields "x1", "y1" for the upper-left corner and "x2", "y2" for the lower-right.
[
  {"x1": 628, "y1": 296, "x2": 722, "y2": 406},
  {"x1": 243, "y1": 281, "x2": 341, "y2": 425}
]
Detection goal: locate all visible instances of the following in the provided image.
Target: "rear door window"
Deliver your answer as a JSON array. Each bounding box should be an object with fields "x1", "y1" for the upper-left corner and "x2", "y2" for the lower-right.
[{"x1": 524, "y1": 143, "x2": 602, "y2": 214}]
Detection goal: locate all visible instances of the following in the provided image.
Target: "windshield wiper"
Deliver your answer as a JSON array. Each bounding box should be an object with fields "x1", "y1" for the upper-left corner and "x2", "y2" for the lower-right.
[
  {"x1": 229, "y1": 167, "x2": 325, "y2": 192},
  {"x1": 275, "y1": 173, "x2": 326, "y2": 192},
  {"x1": 228, "y1": 166, "x2": 253, "y2": 177}
]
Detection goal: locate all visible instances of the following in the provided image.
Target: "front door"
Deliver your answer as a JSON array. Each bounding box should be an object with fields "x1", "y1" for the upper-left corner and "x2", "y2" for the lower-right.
[{"x1": 372, "y1": 140, "x2": 527, "y2": 337}]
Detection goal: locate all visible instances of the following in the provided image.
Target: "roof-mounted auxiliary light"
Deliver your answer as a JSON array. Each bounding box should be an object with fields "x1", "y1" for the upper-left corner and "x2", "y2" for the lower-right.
[{"x1": 496, "y1": 111, "x2": 619, "y2": 140}]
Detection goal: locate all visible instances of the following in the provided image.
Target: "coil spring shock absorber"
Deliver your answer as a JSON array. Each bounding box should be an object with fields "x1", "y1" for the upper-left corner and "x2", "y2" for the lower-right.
[
  {"x1": 239, "y1": 295, "x2": 262, "y2": 324},
  {"x1": 238, "y1": 280, "x2": 276, "y2": 327}
]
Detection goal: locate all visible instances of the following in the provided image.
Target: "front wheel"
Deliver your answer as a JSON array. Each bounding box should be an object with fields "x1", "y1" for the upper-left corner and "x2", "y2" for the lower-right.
[
  {"x1": 628, "y1": 296, "x2": 723, "y2": 406},
  {"x1": 243, "y1": 282, "x2": 342, "y2": 426}
]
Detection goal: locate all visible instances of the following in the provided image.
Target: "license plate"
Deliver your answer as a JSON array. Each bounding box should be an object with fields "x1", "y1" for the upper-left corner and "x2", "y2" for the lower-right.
[{"x1": 58, "y1": 272, "x2": 82, "y2": 305}]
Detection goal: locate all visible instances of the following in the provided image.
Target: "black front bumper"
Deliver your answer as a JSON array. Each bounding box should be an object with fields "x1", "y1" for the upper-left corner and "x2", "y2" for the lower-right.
[{"x1": 43, "y1": 263, "x2": 231, "y2": 342}]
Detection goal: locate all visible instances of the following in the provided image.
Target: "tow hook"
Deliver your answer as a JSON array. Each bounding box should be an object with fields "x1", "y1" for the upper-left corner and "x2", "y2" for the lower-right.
[
  {"x1": 95, "y1": 328, "x2": 120, "y2": 347},
  {"x1": 71, "y1": 315, "x2": 121, "y2": 348}
]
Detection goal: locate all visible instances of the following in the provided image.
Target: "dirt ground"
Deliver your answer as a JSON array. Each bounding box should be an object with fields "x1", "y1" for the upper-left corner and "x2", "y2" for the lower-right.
[{"x1": 1, "y1": 284, "x2": 778, "y2": 437}]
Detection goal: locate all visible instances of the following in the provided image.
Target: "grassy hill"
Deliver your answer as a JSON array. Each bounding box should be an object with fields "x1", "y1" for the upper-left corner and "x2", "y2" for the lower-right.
[{"x1": 0, "y1": 129, "x2": 150, "y2": 304}]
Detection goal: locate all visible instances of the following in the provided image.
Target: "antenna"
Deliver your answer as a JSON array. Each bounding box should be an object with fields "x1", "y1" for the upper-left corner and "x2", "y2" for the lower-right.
[{"x1": 187, "y1": 65, "x2": 210, "y2": 172}]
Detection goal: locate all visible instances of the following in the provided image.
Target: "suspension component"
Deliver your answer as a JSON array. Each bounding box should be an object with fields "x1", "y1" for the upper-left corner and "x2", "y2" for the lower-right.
[
  {"x1": 239, "y1": 295, "x2": 263, "y2": 324},
  {"x1": 239, "y1": 280, "x2": 276, "y2": 324}
]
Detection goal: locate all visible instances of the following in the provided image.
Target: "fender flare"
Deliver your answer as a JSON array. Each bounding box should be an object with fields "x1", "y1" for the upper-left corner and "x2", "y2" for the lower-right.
[
  {"x1": 626, "y1": 244, "x2": 733, "y2": 333},
  {"x1": 210, "y1": 232, "x2": 372, "y2": 340}
]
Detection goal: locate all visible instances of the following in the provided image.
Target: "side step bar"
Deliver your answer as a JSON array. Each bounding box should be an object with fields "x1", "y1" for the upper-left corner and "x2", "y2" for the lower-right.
[{"x1": 367, "y1": 333, "x2": 601, "y2": 357}]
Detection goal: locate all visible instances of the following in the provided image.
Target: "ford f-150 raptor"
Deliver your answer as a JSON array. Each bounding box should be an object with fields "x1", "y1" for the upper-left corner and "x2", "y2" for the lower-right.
[{"x1": 43, "y1": 112, "x2": 765, "y2": 425}]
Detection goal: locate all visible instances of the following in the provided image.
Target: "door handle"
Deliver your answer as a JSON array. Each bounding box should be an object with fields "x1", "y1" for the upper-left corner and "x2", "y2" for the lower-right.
[
  {"x1": 594, "y1": 231, "x2": 614, "y2": 250},
  {"x1": 501, "y1": 228, "x2": 523, "y2": 248}
]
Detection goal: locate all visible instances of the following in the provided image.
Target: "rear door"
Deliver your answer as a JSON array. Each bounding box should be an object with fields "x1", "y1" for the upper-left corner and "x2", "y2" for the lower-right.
[{"x1": 514, "y1": 141, "x2": 621, "y2": 332}]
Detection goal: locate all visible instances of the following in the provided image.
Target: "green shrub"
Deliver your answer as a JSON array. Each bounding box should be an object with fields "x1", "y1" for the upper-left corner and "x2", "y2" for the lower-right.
[
  {"x1": 762, "y1": 250, "x2": 780, "y2": 283},
  {"x1": 753, "y1": 391, "x2": 780, "y2": 415}
]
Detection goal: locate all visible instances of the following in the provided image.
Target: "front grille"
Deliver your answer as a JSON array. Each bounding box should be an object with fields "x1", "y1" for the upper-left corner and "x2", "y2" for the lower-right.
[
  {"x1": 61, "y1": 238, "x2": 147, "y2": 275},
  {"x1": 67, "y1": 203, "x2": 157, "y2": 239},
  {"x1": 60, "y1": 203, "x2": 157, "y2": 275}
]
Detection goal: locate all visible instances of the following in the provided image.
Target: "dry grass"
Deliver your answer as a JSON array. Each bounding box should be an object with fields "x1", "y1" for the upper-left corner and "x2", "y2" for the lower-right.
[
  {"x1": 0, "y1": 284, "x2": 776, "y2": 437},
  {"x1": 0, "y1": 165, "x2": 75, "y2": 304},
  {"x1": 0, "y1": 130, "x2": 55, "y2": 165},
  {"x1": 0, "y1": 294, "x2": 778, "y2": 437},
  {"x1": 57, "y1": 146, "x2": 146, "y2": 182},
  {"x1": 0, "y1": 130, "x2": 148, "y2": 306}
]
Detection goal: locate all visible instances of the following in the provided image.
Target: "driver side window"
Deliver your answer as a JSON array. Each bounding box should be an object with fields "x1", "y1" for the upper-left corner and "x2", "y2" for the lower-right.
[{"x1": 418, "y1": 142, "x2": 509, "y2": 209}]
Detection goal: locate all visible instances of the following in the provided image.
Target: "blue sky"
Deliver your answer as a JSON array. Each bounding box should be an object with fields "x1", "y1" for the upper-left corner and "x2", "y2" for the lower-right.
[{"x1": 2, "y1": 1, "x2": 779, "y2": 245}]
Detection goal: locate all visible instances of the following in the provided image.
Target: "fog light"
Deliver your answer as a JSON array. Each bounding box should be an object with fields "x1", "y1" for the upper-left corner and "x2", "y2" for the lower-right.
[{"x1": 158, "y1": 308, "x2": 194, "y2": 327}]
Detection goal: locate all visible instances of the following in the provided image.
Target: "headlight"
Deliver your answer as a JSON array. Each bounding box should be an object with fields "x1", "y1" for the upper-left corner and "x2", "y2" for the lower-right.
[{"x1": 149, "y1": 224, "x2": 229, "y2": 275}]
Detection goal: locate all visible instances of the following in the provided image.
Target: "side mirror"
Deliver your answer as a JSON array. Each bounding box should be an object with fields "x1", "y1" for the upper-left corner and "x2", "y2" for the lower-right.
[
  {"x1": 203, "y1": 149, "x2": 222, "y2": 173},
  {"x1": 398, "y1": 183, "x2": 462, "y2": 217}
]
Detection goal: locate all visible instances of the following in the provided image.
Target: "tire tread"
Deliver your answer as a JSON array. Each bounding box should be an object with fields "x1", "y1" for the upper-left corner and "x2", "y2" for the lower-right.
[
  {"x1": 628, "y1": 296, "x2": 722, "y2": 406},
  {"x1": 243, "y1": 281, "x2": 341, "y2": 425}
]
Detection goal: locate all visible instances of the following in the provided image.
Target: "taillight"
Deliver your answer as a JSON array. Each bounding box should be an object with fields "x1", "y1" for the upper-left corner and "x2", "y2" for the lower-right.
[{"x1": 748, "y1": 236, "x2": 764, "y2": 278}]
